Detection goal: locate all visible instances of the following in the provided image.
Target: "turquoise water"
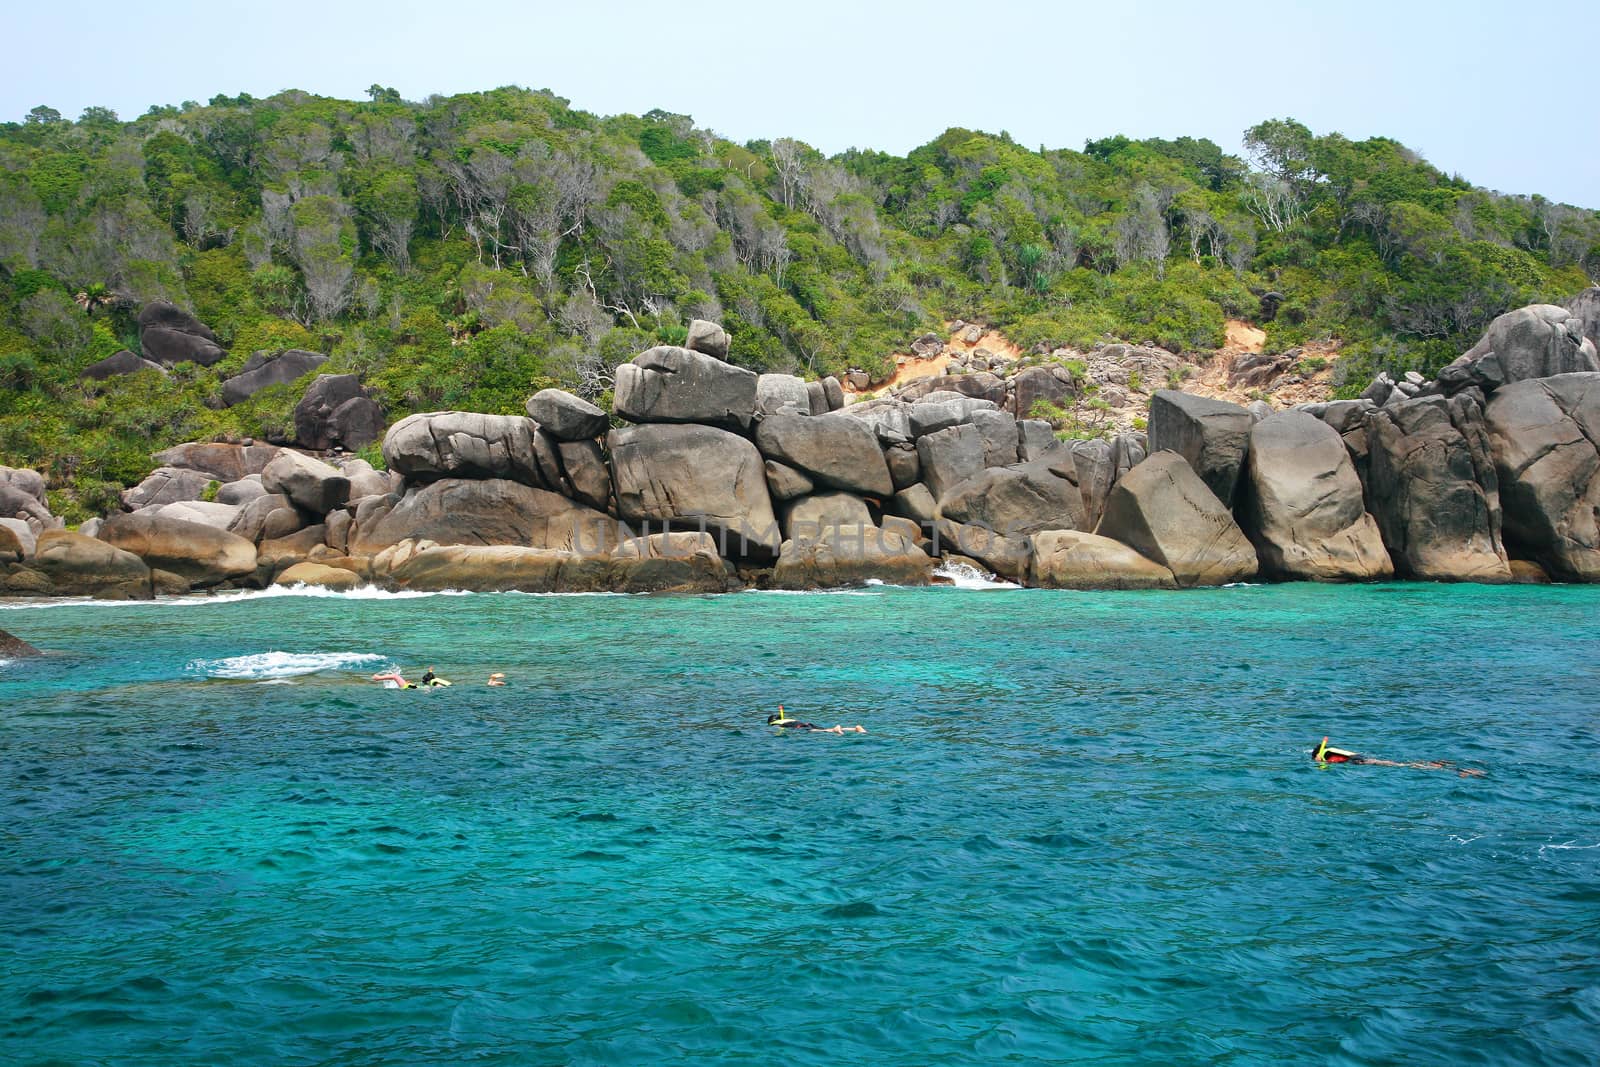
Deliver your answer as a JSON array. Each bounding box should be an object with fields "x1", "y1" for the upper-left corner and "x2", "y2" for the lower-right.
[{"x1": 2, "y1": 583, "x2": 1599, "y2": 1066}]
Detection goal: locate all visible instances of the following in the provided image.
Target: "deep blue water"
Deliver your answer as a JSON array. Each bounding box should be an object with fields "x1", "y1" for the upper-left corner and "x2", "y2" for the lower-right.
[{"x1": 2, "y1": 582, "x2": 1599, "y2": 1066}]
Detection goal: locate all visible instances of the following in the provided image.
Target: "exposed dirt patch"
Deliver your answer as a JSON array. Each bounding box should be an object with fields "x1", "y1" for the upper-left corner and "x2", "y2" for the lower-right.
[
  {"x1": 844, "y1": 324, "x2": 1025, "y2": 396},
  {"x1": 1224, "y1": 319, "x2": 1266, "y2": 354}
]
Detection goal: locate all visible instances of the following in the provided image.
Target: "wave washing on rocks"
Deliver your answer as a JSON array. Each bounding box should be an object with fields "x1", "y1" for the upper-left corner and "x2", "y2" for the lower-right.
[{"x1": 3, "y1": 294, "x2": 1599, "y2": 599}]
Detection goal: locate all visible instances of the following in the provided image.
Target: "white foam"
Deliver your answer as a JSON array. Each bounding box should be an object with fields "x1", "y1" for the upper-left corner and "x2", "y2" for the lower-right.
[
  {"x1": 188, "y1": 651, "x2": 388, "y2": 680},
  {"x1": 933, "y1": 561, "x2": 1020, "y2": 590},
  {"x1": 1, "y1": 586, "x2": 470, "y2": 610}
]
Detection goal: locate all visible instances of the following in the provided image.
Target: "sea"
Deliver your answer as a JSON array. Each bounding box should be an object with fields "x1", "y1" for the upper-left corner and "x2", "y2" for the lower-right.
[{"x1": 2, "y1": 574, "x2": 1598, "y2": 1066}]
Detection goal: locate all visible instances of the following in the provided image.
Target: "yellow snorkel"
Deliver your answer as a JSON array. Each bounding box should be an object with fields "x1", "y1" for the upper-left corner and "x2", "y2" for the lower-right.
[{"x1": 1315, "y1": 736, "x2": 1330, "y2": 762}]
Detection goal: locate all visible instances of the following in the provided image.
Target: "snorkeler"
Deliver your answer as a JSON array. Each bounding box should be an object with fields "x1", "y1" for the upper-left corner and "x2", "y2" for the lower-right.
[
  {"x1": 1313, "y1": 737, "x2": 1484, "y2": 777},
  {"x1": 371, "y1": 670, "x2": 418, "y2": 689},
  {"x1": 768, "y1": 705, "x2": 866, "y2": 734},
  {"x1": 418, "y1": 668, "x2": 452, "y2": 688},
  {"x1": 487, "y1": 672, "x2": 507, "y2": 687}
]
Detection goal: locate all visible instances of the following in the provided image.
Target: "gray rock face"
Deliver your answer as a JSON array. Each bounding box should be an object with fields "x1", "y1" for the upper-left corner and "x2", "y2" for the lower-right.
[
  {"x1": 938, "y1": 461, "x2": 1086, "y2": 537},
  {"x1": 558, "y1": 440, "x2": 612, "y2": 512},
  {"x1": 156, "y1": 501, "x2": 242, "y2": 531},
  {"x1": 908, "y1": 396, "x2": 998, "y2": 437},
  {"x1": 1438, "y1": 304, "x2": 1599, "y2": 395},
  {"x1": 1029, "y1": 530, "x2": 1177, "y2": 590},
  {"x1": 608, "y1": 424, "x2": 780, "y2": 557},
  {"x1": 1008, "y1": 364, "x2": 1076, "y2": 419},
  {"x1": 0, "y1": 626, "x2": 41, "y2": 657},
  {"x1": 1148, "y1": 390, "x2": 1254, "y2": 507},
  {"x1": 805, "y1": 380, "x2": 828, "y2": 416},
  {"x1": 294, "y1": 374, "x2": 384, "y2": 451},
  {"x1": 931, "y1": 520, "x2": 1032, "y2": 581},
  {"x1": 685, "y1": 319, "x2": 731, "y2": 360},
  {"x1": 822, "y1": 376, "x2": 845, "y2": 411},
  {"x1": 1484, "y1": 372, "x2": 1600, "y2": 581},
  {"x1": 613, "y1": 346, "x2": 758, "y2": 430},
  {"x1": 221, "y1": 349, "x2": 328, "y2": 406},
  {"x1": 888, "y1": 483, "x2": 937, "y2": 526},
  {"x1": 383, "y1": 412, "x2": 558, "y2": 488},
  {"x1": 121, "y1": 467, "x2": 215, "y2": 511},
  {"x1": 525, "y1": 388, "x2": 609, "y2": 441},
  {"x1": 753, "y1": 413, "x2": 894, "y2": 498},
  {"x1": 100, "y1": 511, "x2": 257, "y2": 587},
  {"x1": 773, "y1": 524, "x2": 933, "y2": 589},
  {"x1": 1360, "y1": 373, "x2": 1396, "y2": 406},
  {"x1": 261, "y1": 450, "x2": 350, "y2": 517},
  {"x1": 609, "y1": 533, "x2": 739, "y2": 594},
  {"x1": 137, "y1": 301, "x2": 225, "y2": 367},
  {"x1": 764, "y1": 460, "x2": 815, "y2": 502},
  {"x1": 1096, "y1": 452, "x2": 1258, "y2": 587},
  {"x1": 1017, "y1": 420, "x2": 1066, "y2": 463},
  {"x1": 885, "y1": 443, "x2": 920, "y2": 489},
  {"x1": 840, "y1": 398, "x2": 913, "y2": 443},
  {"x1": 0, "y1": 517, "x2": 34, "y2": 560},
  {"x1": 0, "y1": 467, "x2": 46, "y2": 506},
  {"x1": 10, "y1": 531, "x2": 151, "y2": 599},
  {"x1": 755, "y1": 374, "x2": 812, "y2": 416},
  {"x1": 153, "y1": 442, "x2": 281, "y2": 483},
  {"x1": 1565, "y1": 287, "x2": 1600, "y2": 352},
  {"x1": 1364, "y1": 393, "x2": 1510, "y2": 582},
  {"x1": 352, "y1": 479, "x2": 623, "y2": 556},
  {"x1": 916, "y1": 424, "x2": 986, "y2": 501},
  {"x1": 227, "y1": 493, "x2": 300, "y2": 545},
  {"x1": 969, "y1": 409, "x2": 1020, "y2": 467},
  {"x1": 331, "y1": 457, "x2": 397, "y2": 501},
  {"x1": 1242, "y1": 412, "x2": 1393, "y2": 581},
  {"x1": 81, "y1": 349, "x2": 166, "y2": 381},
  {"x1": 781, "y1": 491, "x2": 874, "y2": 540}
]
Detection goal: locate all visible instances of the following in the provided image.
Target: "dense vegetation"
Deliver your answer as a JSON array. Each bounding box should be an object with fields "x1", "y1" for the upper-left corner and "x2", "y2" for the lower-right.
[{"x1": 1, "y1": 89, "x2": 1596, "y2": 519}]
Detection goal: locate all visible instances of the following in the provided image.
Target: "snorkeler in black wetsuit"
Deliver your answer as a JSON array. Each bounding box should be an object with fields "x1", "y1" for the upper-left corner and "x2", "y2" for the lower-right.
[
  {"x1": 767, "y1": 706, "x2": 865, "y2": 734},
  {"x1": 1313, "y1": 737, "x2": 1483, "y2": 777}
]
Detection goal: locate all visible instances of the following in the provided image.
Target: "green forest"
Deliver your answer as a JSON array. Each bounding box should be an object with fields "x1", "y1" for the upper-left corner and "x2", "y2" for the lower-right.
[{"x1": 1, "y1": 86, "x2": 1596, "y2": 520}]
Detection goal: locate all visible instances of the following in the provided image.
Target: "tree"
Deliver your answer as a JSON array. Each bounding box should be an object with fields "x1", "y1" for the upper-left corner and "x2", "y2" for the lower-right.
[
  {"x1": 289, "y1": 195, "x2": 357, "y2": 322},
  {"x1": 356, "y1": 169, "x2": 419, "y2": 271},
  {"x1": 366, "y1": 85, "x2": 403, "y2": 105},
  {"x1": 25, "y1": 105, "x2": 62, "y2": 125}
]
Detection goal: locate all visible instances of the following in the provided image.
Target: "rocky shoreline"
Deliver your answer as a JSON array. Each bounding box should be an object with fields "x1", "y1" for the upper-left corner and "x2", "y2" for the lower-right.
[{"x1": 3, "y1": 294, "x2": 1598, "y2": 599}]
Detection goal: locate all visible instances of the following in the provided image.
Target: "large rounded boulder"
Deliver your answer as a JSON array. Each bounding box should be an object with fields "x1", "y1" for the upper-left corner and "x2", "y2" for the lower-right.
[
  {"x1": 609, "y1": 424, "x2": 780, "y2": 557},
  {"x1": 524, "y1": 388, "x2": 609, "y2": 441},
  {"x1": 937, "y1": 461, "x2": 1086, "y2": 537},
  {"x1": 613, "y1": 346, "x2": 758, "y2": 430},
  {"x1": 754, "y1": 413, "x2": 894, "y2": 498},
  {"x1": 99, "y1": 512, "x2": 258, "y2": 588},
  {"x1": 294, "y1": 374, "x2": 384, "y2": 451},
  {"x1": 1242, "y1": 412, "x2": 1393, "y2": 581},
  {"x1": 351, "y1": 479, "x2": 623, "y2": 556},
  {"x1": 1438, "y1": 304, "x2": 1599, "y2": 395},
  {"x1": 1484, "y1": 372, "x2": 1600, "y2": 581},
  {"x1": 773, "y1": 524, "x2": 933, "y2": 590},
  {"x1": 1095, "y1": 452, "x2": 1258, "y2": 587},
  {"x1": 5, "y1": 531, "x2": 152, "y2": 599},
  {"x1": 221, "y1": 349, "x2": 327, "y2": 407},
  {"x1": 1148, "y1": 390, "x2": 1254, "y2": 507},
  {"x1": 137, "y1": 301, "x2": 225, "y2": 367},
  {"x1": 382, "y1": 412, "x2": 561, "y2": 489},
  {"x1": 1029, "y1": 530, "x2": 1177, "y2": 590},
  {"x1": 261, "y1": 450, "x2": 350, "y2": 517},
  {"x1": 1364, "y1": 394, "x2": 1510, "y2": 582}
]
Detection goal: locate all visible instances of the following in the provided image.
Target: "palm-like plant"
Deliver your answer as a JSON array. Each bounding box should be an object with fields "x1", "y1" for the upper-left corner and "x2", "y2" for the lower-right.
[{"x1": 73, "y1": 283, "x2": 112, "y2": 315}]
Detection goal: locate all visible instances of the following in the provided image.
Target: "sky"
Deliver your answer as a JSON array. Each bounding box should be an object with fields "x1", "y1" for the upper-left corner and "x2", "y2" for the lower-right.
[{"x1": 7, "y1": 0, "x2": 1596, "y2": 207}]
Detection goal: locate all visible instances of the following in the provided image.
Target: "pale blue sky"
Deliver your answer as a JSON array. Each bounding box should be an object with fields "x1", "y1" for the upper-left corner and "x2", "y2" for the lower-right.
[{"x1": 7, "y1": 0, "x2": 1596, "y2": 207}]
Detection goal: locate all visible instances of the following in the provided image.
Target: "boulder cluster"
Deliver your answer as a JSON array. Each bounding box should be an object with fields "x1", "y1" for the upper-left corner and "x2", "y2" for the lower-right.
[{"x1": 4, "y1": 293, "x2": 1599, "y2": 599}]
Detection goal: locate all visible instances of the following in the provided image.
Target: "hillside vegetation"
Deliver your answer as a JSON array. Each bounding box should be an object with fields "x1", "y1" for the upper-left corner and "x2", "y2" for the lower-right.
[{"x1": 1, "y1": 88, "x2": 1596, "y2": 520}]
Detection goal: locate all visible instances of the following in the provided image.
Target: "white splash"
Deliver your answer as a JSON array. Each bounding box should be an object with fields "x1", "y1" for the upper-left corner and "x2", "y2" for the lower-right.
[
  {"x1": 933, "y1": 561, "x2": 1020, "y2": 590},
  {"x1": 188, "y1": 651, "x2": 388, "y2": 680}
]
